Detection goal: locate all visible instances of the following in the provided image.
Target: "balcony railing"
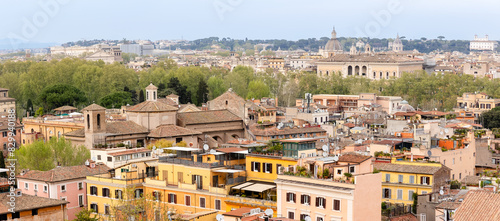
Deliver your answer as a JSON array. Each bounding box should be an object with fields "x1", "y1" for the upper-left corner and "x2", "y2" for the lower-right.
[{"x1": 160, "y1": 158, "x2": 225, "y2": 168}]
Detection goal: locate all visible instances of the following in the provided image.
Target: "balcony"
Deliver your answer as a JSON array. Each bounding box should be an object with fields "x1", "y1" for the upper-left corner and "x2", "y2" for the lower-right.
[
  {"x1": 87, "y1": 171, "x2": 158, "y2": 186},
  {"x1": 159, "y1": 158, "x2": 225, "y2": 168}
]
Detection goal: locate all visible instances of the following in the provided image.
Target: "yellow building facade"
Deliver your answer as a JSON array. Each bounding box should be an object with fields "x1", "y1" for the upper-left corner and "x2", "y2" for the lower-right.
[{"x1": 245, "y1": 155, "x2": 298, "y2": 183}]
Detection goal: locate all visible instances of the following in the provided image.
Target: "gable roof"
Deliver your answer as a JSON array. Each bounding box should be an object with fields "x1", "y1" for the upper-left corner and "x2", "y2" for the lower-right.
[
  {"x1": 373, "y1": 162, "x2": 446, "y2": 175},
  {"x1": 18, "y1": 164, "x2": 109, "y2": 182},
  {"x1": 53, "y1": 105, "x2": 77, "y2": 111},
  {"x1": 127, "y1": 100, "x2": 178, "y2": 112},
  {"x1": 64, "y1": 121, "x2": 149, "y2": 137},
  {"x1": 454, "y1": 190, "x2": 500, "y2": 221},
  {"x1": 177, "y1": 110, "x2": 242, "y2": 125},
  {"x1": 0, "y1": 193, "x2": 68, "y2": 214},
  {"x1": 81, "y1": 104, "x2": 106, "y2": 111},
  {"x1": 338, "y1": 153, "x2": 372, "y2": 163},
  {"x1": 148, "y1": 125, "x2": 202, "y2": 138}
]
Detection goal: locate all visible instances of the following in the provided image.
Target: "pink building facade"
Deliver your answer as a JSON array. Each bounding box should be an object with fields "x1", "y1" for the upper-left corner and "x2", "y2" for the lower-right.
[
  {"x1": 17, "y1": 163, "x2": 109, "y2": 220},
  {"x1": 275, "y1": 173, "x2": 381, "y2": 221}
]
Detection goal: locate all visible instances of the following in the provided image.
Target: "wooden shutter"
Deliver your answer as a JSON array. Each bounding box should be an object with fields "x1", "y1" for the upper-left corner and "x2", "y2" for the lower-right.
[
  {"x1": 251, "y1": 162, "x2": 255, "y2": 171},
  {"x1": 257, "y1": 162, "x2": 261, "y2": 172},
  {"x1": 174, "y1": 194, "x2": 177, "y2": 204},
  {"x1": 269, "y1": 164, "x2": 273, "y2": 173},
  {"x1": 186, "y1": 195, "x2": 191, "y2": 206},
  {"x1": 301, "y1": 195, "x2": 304, "y2": 204},
  {"x1": 168, "y1": 194, "x2": 172, "y2": 203},
  {"x1": 322, "y1": 198, "x2": 326, "y2": 208},
  {"x1": 178, "y1": 172, "x2": 183, "y2": 183},
  {"x1": 293, "y1": 193, "x2": 296, "y2": 203},
  {"x1": 286, "y1": 193, "x2": 290, "y2": 202},
  {"x1": 316, "y1": 197, "x2": 319, "y2": 207},
  {"x1": 420, "y1": 176, "x2": 424, "y2": 184}
]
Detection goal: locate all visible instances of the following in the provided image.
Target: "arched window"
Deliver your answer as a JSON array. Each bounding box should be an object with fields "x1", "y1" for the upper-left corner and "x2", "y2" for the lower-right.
[
  {"x1": 87, "y1": 114, "x2": 90, "y2": 129},
  {"x1": 97, "y1": 114, "x2": 101, "y2": 129},
  {"x1": 226, "y1": 100, "x2": 228, "y2": 105},
  {"x1": 153, "y1": 91, "x2": 156, "y2": 100}
]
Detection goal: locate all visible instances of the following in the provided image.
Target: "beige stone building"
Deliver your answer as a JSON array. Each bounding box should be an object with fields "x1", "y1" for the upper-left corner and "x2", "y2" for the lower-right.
[
  {"x1": 296, "y1": 93, "x2": 403, "y2": 114},
  {"x1": 456, "y1": 92, "x2": 500, "y2": 118},
  {"x1": 207, "y1": 88, "x2": 251, "y2": 123},
  {"x1": 316, "y1": 53, "x2": 424, "y2": 79},
  {"x1": 0, "y1": 88, "x2": 15, "y2": 113}
]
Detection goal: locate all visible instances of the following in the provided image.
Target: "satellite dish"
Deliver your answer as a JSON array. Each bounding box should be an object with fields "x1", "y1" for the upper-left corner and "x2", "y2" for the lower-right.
[
  {"x1": 216, "y1": 214, "x2": 224, "y2": 221},
  {"x1": 427, "y1": 150, "x2": 432, "y2": 157},
  {"x1": 264, "y1": 209, "x2": 273, "y2": 217},
  {"x1": 323, "y1": 152, "x2": 328, "y2": 157},
  {"x1": 322, "y1": 145, "x2": 328, "y2": 151},
  {"x1": 304, "y1": 216, "x2": 312, "y2": 221},
  {"x1": 333, "y1": 155, "x2": 339, "y2": 162},
  {"x1": 203, "y1": 144, "x2": 209, "y2": 151},
  {"x1": 439, "y1": 190, "x2": 444, "y2": 195},
  {"x1": 210, "y1": 149, "x2": 217, "y2": 154}
]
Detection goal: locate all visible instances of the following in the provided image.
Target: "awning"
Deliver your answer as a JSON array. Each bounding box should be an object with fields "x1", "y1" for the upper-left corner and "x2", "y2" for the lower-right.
[
  {"x1": 232, "y1": 182, "x2": 254, "y2": 190},
  {"x1": 213, "y1": 169, "x2": 244, "y2": 173},
  {"x1": 242, "y1": 183, "x2": 275, "y2": 192},
  {"x1": 234, "y1": 150, "x2": 249, "y2": 154},
  {"x1": 200, "y1": 152, "x2": 225, "y2": 155}
]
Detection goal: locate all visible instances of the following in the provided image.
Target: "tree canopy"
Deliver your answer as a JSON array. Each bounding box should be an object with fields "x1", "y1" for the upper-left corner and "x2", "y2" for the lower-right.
[
  {"x1": 482, "y1": 107, "x2": 500, "y2": 129},
  {"x1": 38, "y1": 84, "x2": 87, "y2": 111}
]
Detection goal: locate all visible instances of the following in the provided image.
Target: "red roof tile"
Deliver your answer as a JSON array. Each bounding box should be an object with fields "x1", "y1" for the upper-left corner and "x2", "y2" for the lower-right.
[
  {"x1": 454, "y1": 190, "x2": 500, "y2": 221},
  {"x1": 18, "y1": 164, "x2": 110, "y2": 182},
  {"x1": 148, "y1": 125, "x2": 202, "y2": 138}
]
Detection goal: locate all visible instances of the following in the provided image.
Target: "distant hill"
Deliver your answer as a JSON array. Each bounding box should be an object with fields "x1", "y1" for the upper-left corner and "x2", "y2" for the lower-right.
[{"x1": 0, "y1": 38, "x2": 57, "y2": 50}]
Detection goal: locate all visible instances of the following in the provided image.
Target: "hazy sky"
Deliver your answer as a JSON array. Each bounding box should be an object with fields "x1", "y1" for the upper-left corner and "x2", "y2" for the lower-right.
[{"x1": 0, "y1": 0, "x2": 499, "y2": 44}]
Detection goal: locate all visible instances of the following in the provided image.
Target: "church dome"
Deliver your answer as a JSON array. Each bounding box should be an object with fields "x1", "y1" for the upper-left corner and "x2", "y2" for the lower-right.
[
  {"x1": 395, "y1": 100, "x2": 415, "y2": 112},
  {"x1": 325, "y1": 27, "x2": 343, "y2": 52}
]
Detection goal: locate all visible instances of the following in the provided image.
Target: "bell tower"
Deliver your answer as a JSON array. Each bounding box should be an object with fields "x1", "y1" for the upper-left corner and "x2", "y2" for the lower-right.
[{"x1": 145, "y1": 83, "x2": 158, "y2": 101}]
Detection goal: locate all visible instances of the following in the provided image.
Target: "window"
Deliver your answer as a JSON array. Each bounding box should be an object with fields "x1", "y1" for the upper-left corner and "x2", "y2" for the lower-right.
[
  {"x1": 422, "y1": 191, "x2": 428, "y2": 194},
  {"x1": 349, "y1": 166, "x2": 355, "y2": 173},
  {"x1": 300, "y1": 195, "x2": 311, "y2": 205},
  {"x1": 115, "y1": 190, "x2": 123, "y2": 199},
  {"x1": 34, "y1": 184, "x2": 38, "y2": 191},
  {"x1": 420, "y1": 176, "x2": 430, "y2": 185},
  {"x1": 385, "y1": 174, "x2": 391, "y2": 182},
  {"x1": 12, "y1": 212, "x2": 20, "y2": 219},
  {"x1": 60, "y1": 184, "x2": 66, "y2": 192},
  {"x1": 409, "y1": 190, "x2": 414, "y2": 201},
  {"x1": 397, "y1": 189, "x2": 403, "y2": 200},
  {"x1": 453, "y1": 158, "x2": 455, "y2": 164},
  {"x1": 251, "y1": 162, "x2": 261, "y2": 172},
  {"x1": 90, "y1": 203, "x2": 98, "y2": 213},
  {"x1": 316, "y1": 197, "x2": 326, "y2": 209},
  {"x1": 78, "y1": 182, "x2": 83, "y2": 190},
  {"x1": 286, "y1": 192, "x2": 296, "y2": 203},
  {"x1": 264, "y1": 163, "x2": 273, "y2": 173},
  {"x1": 61, "y1": 196, "x2": 67, "y2": 201},
  {"x1": 152, "y1": 191, "x2": 162, "y2": 201},
  {"x1": 102, "y1": 188, "x2": 110, "y2": 197},
  {"x1": 317, "y1": 217, "x2": 324, "y2": 221},
  {"x1": 276, "y1": 164, "x2": 282, "y2": 174},
  {"x1": 383, "y1": 188, "x2": 391, "y2": 199},
  {"x1": 409, "y1": 176, "x2": 415, "y2": 184},
  {"x1": 215, "y1": 199, "x2": 221, "y2": 210},
  {"x1": 107, "y1": 156, "x2": 112, "y2": 162},
  {"x1": 288, "y1": 211, "x2": 295, "y2": 219},
  {"x1": 185, "y1": 195, "x2": 191, "y2": 206},
  {"x1": 135, "y1": 189, "x2": 143, "y2": 198},
  {"x1": 200, "y1": 197, "x2": 206, "y2": 208},
  {"x1": 25, "y1": 182, "x2": 29, "y2": 190},
  {"x1": 104, "y1": 205, "x2": 110, "y2": 215},
  {"x1": 32, "y1": 209, "x2": 38, "y2": 216},
  {"x1": 168, "y1": 193, "x2": 177, "y2": 203},
  {"x1": 43, "y1": 185, "x2": 48, "y2": 193},
  {"x1": 97, "y1": 155, "x2": 101, "y2": 160},
  {"x1": 79, "y1": 195, "x2": 84, "y2": 207},
  {"x1": 336, "y1": 169, "x2": 343, "y2": 175},
  {"x1": 90, "y1": 186, "x2": 98, "y2": 195},
  {"x1": 333, "y1": 199, "x2": 341, "y2": 211},
  {"x1": 398, "y1": 175, "x2": 403, "y2": 183},
  {"x1": 300, "y1": 214, "x2": 308, "y2": 221}
]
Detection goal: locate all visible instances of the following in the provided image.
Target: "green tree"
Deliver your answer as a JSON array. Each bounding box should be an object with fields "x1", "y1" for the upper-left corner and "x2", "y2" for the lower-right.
[
  {"x1": 99, "y1": 91, "x2": 133, "y2": 109},
  {"x1": 246, "y1": 80, "x2": 270, "y2": 99},
  {"x1": 34, "y1": 107, "x2": 44, "y2": 117},
  {"x1": 38, "y1": 84, "x2": 87, "y2": 111},
  {"x1": 196, "y1": 79, "x2": 209, "y2": 106},
  {"x1": 482, "y1": 107, "x2": 500, "y2": 129},
  {"x1": 207, "y1": 76, "x2": 227, "y2": 99},
  {"x1": 139, "y1": 90, "x2": 145, "y2": 103},
  {"x1": 16, "y1": 137, "x2": 90, "y2": 171},
  {"x1": 26, "y1": 99, "x2": 34, "y2": 116},
  {"x1": 75, "y1": 209, "x2": 99, "y2": 221}
]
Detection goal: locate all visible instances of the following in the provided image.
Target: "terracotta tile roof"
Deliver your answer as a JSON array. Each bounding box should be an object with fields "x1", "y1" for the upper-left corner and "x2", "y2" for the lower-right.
[
  {"x1": 53, "y1": 105, "x2": 77, "y2": 111},
  {"x1": 0, "y1": 193, "x2": 68, "y2": 213},
  {"x1": 394, "y1": 111, "x2": 417, "y2": 116},
  {"x1": 64, "y1": 121, "x2": 149, "y2": 137},
  {"x1": 460, "y1": 175, "x2": 481, "y2": 185},
  {"x1": 338, "y1": 152, "x2": 372, "y2": 163},
  {"x1": 145, "y1": 83, "x2": 158, "y2": 90},
  {"x1": 344, "y1": 123, "x2": 355, "y2": 128},
  {"x1": 454, "y1": 190, "x2": 500, "y2": 221},
  {"x1": 127, "y1": 101, "x2": 178, "y2": 112},
  {"x1": 157, "y1": 98, "x2": 178, "y2": 106},
  {"x1": 373, "y1": 162, "x2": 446, "y2": 175},
  {"x1": 81, "y1": 104, "x2": 106, "y2": 111},
  {"x1": 216, "y1": 147, "x2": 247, "y2": 153},
  {"x1": 389, "y1": 213, "x2": 417, "y2": 221},
  {"x1": 436, "y1": 201, "x2": 461, "y2": 210},
  {"x1": 148, "y1": 125, "x2": 202, "y2": 138},
  {"x1": 18, "y1": 164, "x2": 110, "y2": 182},
  {"x1": 320, "y1": 53, "x2": 422, "y2": 63},
  {"x1": 177, "y1": 110, "x2": 241, "y2": 125},
  {"x1": 0, "y1": 118, "x2": 22, "y2": 131},
  {"x1": 375, "y1": 140, "x2": 403, "y2": 145},
  {"x1": 108, "y1": 148, "x2": 151, "y2": 156},
  {"x1": 223, "y1": 207, "x2": 252, "y2": 217}
]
